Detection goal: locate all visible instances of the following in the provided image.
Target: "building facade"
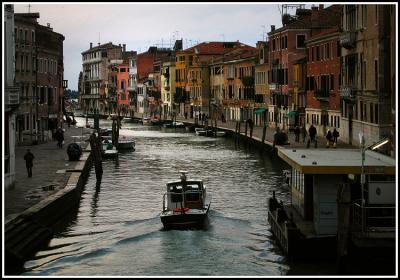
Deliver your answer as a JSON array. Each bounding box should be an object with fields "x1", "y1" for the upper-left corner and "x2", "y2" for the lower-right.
[
  {"x1": 4, "y1": 4, "x2": 20, "y2": 189},
  {"x1": 254, "y1": 41, "x2": 269, "y2": 126},
  {"x1": 340, "y1": 4, "x2": 394, "y2": 151},
  {"x1": 81, "y1": 42, "x2": 122, "y2": 115},
  {"x1": 14, "y1": 12, "x2": 64, "y2": 145},
  {"x1": 306, "y1": 27, "x2": 341, "y2": 137}
]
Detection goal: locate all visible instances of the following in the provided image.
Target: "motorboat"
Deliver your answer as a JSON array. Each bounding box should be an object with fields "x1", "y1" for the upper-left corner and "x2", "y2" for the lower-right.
[
  {"x1": 142, "y1": 117, "x2": 152, "y2": 125},
  {"x1": 102, "y1": 139, "x2": 118, "y2": 158},
  {"x1": 163, "y1": 121, "x2": 185, "y2": 129},
  {"x1": 195, "y1": 127, "x2": 207, "y2": 136},
  {"x1": 195, "y1": 127, "x2": 226, "y2": 137},
  {"x1": 117, "y1": 137, "x2": 135, "y2": 150},
  {"x1": 160, "y1": 171, "x2": 211, "y2": 229}
]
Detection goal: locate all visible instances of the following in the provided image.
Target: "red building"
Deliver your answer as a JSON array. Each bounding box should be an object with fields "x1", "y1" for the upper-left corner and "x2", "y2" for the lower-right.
[
  {"x1": 306, "y1": 27, "x2": 341, "y2": 136},
  {"x1": 267, "y1": 4, "x2": 342, "y2": 130}
]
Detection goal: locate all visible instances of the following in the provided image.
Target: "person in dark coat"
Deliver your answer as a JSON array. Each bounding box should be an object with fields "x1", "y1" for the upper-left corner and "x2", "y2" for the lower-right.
[
  {"x1": 294, "y1": 125, "x2": 300, "y2": 142},
  {"x1": 326, "y1": 130, "x2": 333, "y2": 148},
  {"x1": 301, "y1": 125, "x2": 307, "y2": 143},
  {"x1": 332, "y1": 128, "x2": 340, "y2": 143},
  {"x1": 55, "y1": 127, "x2": 64, "y2": 148},
  {"x1": 24, "y1": 149, "x2": 34, "y2": 177},
  {"x1": 307, "y1": 124, "x2": 317, "y2": 148}
]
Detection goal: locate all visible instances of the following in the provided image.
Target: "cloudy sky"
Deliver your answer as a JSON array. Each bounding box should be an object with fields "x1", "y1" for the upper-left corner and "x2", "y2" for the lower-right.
[{"x1": 13, "y1": 2, "x2": 293, "y2": 91}]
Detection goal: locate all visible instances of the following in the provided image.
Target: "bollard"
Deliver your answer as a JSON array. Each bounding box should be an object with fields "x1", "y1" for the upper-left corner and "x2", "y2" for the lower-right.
[{"x1": 262, "y1": 125, "x2": 267, "y2": 143}]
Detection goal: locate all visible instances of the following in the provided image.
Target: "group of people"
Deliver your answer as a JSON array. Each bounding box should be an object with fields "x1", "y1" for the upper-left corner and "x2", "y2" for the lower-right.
[
  {"x1": 293, "y1": 124, "x2": 339, "y2": 148},
  {"x1": 325, "y1": 127, "x2": 340, "y2": 148}
]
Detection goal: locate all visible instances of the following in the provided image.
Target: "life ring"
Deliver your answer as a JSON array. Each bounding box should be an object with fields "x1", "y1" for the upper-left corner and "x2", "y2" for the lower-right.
[{"x1": 174, "y1": 207, "x2": 189, "y2": 213}]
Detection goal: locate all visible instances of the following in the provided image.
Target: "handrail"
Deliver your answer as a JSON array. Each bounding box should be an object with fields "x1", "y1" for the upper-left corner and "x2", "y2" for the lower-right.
[{"x1": 352, "y1": 203, "x2": 395, "y2": 232}]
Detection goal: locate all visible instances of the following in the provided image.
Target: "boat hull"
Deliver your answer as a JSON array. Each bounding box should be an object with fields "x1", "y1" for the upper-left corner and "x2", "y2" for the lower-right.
[{"x1": 160, "y1": 212, "x2": 209, "y2": 229}]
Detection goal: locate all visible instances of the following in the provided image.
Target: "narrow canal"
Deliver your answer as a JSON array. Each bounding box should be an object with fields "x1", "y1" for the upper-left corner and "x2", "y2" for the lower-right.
[{"x1": 21, "y1": 118, "x2": 325, "y2": 276}]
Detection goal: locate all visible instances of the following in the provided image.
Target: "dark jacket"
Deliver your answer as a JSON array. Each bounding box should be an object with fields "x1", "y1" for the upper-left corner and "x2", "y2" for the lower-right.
[{"x1": 24, "y1": 151, "x2": 34, "y2": 167}]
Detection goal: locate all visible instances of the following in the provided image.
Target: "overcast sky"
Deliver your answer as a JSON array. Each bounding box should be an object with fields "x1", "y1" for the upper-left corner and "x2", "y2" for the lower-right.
[{"x1": 13, "y1": 2, "x2": 294, "y2": 91}]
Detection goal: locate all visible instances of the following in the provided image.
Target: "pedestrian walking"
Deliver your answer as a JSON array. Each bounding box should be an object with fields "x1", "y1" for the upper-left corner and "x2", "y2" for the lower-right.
[
  {"x1": 301, "y1": 125, "x2": 307, "y2": 143},
  {"x1": 332, "y1": 128, "x2": 339, "y2": 143},
  {"x1": 307, "y1": 124, "x2": 317, "y2": 148},
  {"x1": 326, "y1": 129, "x2": 333, "y2": 148},
  {"x1": 294, "y1": 125, "x2": 300, "y2": 143},
  {"x1": 55, "y1": 127, "x2": 64, "y2": 148},
  {"x1": 66, "y1": 115, "x2": 71, "y2": 127},
  {"x1": 24, "y1": 149, "x2": 34, "y2": 177}
]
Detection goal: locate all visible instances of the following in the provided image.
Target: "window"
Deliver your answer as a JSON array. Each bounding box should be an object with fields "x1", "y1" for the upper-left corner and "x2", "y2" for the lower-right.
[
  {"x1": 370, "y1": 103, "x2": 374, "y2": 123},
  {"x1": 296, "y1": 34, "x2": 306, "y2": 48},
  {"x1": 326, "y1": 43, "x2": 330, "y2": 59},
  {"x1": 316, "y1": 46, "x2": 320, "y2": 61},
  {"x1": 374, "y1": 59, "x2": 378, "y2": 90},
  {"x1": 311, "y1": 47, "x2": 314, "y2": 61},
  {"x1": 374, "y1": 104, "x2": 379, "y2": 124},
  {"x1": 375, "y1": 5, "x2": 378, "y2": 24},
  {"x1": 330, "y1": 74, "x2": 334, "y2": 90}
]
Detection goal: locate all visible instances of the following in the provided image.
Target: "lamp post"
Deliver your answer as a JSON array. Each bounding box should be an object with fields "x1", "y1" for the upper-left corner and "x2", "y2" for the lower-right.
[{"x1": 359, "y1": 132, "x2": 366, "y2": 233}]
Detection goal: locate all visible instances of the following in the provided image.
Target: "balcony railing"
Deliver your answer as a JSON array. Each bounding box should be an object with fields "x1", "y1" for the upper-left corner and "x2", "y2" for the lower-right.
[
  {"x1": 5, "y1": 86, "x2": 20, "y2": 107},
  {"x1": 314, "y1": 89, "x2": 330, "y2": 101},
  {"x1": 339, "y1": 86, "x2": 355, "y2": 100},
  {"x1": 81, "y1": 94, "x2": 100, "y2": 99},
  {"x1": 339, "y1": 31, "x2": 356, "y2": 49}
]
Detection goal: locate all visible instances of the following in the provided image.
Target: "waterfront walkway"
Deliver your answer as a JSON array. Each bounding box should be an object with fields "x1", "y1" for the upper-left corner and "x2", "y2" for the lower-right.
[
  {"x1": 134, "y1": 112, "x2": 354, "y2": 150},
  {"x1": 4, "y1": 125, "x2": 93, "y2": 222}
]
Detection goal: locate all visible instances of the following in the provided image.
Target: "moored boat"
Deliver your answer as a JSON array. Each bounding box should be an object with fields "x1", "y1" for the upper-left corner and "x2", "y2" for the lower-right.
[
  {"x1": 160, "y1": 171, "x2": 211, "y2": 229},
  {"x1": 117, "y1": 138, "x2": 135, "y2": 150}
]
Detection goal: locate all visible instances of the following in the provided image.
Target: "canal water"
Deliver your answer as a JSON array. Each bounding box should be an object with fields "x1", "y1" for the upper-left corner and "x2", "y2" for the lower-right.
[{"x1": 21, "y1": 118, "x2": 327, "y2": 276}]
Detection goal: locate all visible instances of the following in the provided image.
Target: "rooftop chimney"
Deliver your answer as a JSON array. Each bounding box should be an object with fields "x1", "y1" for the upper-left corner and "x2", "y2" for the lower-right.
[
  {"x1": 319, "y1": 4, "x2": 324, "y2": 10},
  {"x1": 90, "y1": 42, "x2": 93, "y2": 49},
  {"x1": 271, "y1": 25, "x2": 275, "y2": 32},
  {"x1": 123, "y1": 44, "x2": 126, "y2": 52}
]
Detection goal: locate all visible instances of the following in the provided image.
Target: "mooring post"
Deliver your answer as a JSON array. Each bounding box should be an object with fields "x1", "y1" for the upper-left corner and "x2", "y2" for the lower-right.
[
  {"x1": 262, "y1": 125, "x2": 267, "y2": 143},
  {"x1": 89, "y1": 132, "x2": 103, "y2": 183},
  {"x1": 245, "y1": 121, "x2": 248, "y2": 137}
]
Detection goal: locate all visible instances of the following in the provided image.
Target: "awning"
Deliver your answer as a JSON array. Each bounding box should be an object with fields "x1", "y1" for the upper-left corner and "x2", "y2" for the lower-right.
[
  {"x1": 286, "y1": 111, "x2": 296, "y2": 117},
  {"x1": 255, "y1": 108, "x2": 266, "y2": 114}
]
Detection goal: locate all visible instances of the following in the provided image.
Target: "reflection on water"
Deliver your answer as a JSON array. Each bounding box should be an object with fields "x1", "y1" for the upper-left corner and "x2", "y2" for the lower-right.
[{"x1": 22, "y1": 117, "x2": 294, "y2": 276}]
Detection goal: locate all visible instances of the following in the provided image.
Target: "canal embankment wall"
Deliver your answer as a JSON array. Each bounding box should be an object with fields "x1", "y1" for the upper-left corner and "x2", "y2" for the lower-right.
[{"x1": 5, "y1": 136, "x2": 94, "y2": 272}]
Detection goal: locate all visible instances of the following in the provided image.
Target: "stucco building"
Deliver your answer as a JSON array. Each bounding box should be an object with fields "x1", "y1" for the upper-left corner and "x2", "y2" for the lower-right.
[{"x1": 340, "y1": 4, "x2": 395, "y2": 153}]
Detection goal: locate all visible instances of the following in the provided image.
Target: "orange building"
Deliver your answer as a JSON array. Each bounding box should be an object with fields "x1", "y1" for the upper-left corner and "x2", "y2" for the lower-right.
[{"x1": 116, "y1": 64, "x2": 129, "y2": 114}]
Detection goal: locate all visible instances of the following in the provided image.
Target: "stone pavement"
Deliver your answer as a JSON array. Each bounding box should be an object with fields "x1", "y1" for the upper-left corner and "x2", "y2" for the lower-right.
[{"x1": 4, "y1": 125, "x2": 93, "y2": 222}]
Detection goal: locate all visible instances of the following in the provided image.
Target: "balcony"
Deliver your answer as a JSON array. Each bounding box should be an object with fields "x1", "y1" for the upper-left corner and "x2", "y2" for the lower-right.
[
  {"x1": 5, "y1": 86, "x2": 20, "y2": 108},
  {"x1": 339, "y1": 31, "x2": 356, "y2": 49},
  {"x1": 81, "y1": 93, "x2": 100, "y2": 99},
  {"x1": 314, "y1": 89, "x2": 330, "y2": 102},
  {"x1": 269, "y1": 83, "x2": 277, "y2": 91},
  {"x1": 340, "y1": 86, "x2": 355, "y2": 101}
]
